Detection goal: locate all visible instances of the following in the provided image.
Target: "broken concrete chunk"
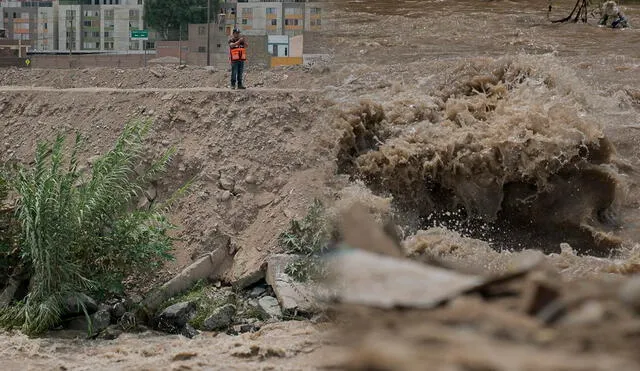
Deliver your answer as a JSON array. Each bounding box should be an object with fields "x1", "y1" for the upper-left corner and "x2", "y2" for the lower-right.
[
  {"x1": 142, "y1": 248, "x2": 231, "y2": 313},
  {"x1": 266, "y1": 254, "x2": 321, "y2": 314},
  {"x1": 324, "y1": 248, "x2": 485, "y2": 309},
  {"x1": 258, "y1": 296, "x2": 283, "y2": 319},
  {"x1": 232, "y1": 268, "x2": 266, "y2": 290}
]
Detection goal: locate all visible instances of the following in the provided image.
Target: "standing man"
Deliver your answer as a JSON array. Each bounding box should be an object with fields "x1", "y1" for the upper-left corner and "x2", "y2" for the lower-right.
[{"x1": 229, "y1": 28, "x2": 248, "y2": 89}]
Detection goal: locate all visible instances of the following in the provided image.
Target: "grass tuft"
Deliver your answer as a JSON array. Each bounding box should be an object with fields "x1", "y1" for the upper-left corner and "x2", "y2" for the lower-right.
[{"x1": 278, "y1": 199, "x2": 331, "y2": 282}]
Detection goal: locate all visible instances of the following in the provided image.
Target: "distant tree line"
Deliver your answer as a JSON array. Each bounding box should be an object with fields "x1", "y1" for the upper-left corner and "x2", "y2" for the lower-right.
[{"x1": 144, "y1": 0, "x2": 222, "y2": 41}]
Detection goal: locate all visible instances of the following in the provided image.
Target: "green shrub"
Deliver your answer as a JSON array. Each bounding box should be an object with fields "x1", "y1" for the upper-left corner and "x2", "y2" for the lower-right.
[
  {"x1": 0, "y1": 119, "x2": 176, "y2": 335},
  {"x1": 278, "y1": 199, "x2": 330, "y2": 282},
  {"x1": 0, "y1": 170, "x2": 20, "y2": 283}
]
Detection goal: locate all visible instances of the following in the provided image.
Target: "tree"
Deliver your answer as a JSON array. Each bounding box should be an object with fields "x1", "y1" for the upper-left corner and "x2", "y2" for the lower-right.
[
  {"x1": 144, "y1": 0, "x2": 221, "y2": 41},
  {"x1": 551, "y1": 0, "x2": 591, "y2": 23}
]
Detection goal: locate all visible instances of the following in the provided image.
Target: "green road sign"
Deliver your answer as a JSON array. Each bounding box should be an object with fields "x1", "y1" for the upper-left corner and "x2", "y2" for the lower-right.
[{"x1": 131, "y1": 30, "x2": 149, "y2": 40}]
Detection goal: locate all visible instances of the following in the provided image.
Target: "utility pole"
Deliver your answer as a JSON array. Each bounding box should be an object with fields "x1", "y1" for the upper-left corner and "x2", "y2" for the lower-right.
[
  {"x1": 206, "y1": 0, "x2": 211, "y2": 66},
  {"x1": 68, "y1": 14, "x2": 73, "y2": 57},
  {"x1": 178, "y1": 23, "x2": 182, "y2": 65}
]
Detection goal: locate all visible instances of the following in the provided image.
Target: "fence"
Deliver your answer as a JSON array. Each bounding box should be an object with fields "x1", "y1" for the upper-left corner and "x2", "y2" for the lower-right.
[{"x1": 0, "y1": 57, "x2": 29, "y2": 68}]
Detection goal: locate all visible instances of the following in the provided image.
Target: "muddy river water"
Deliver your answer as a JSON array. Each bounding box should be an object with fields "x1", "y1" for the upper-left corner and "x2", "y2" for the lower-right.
[{"x1": 327, "y1": 0, "x2": 640, "y2": 254}]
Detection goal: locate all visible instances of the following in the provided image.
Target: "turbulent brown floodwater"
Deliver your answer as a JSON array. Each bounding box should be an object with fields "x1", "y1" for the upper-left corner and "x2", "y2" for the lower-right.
[{"x1": 329, "y1": 0, "x2": 640, "y2": 255}]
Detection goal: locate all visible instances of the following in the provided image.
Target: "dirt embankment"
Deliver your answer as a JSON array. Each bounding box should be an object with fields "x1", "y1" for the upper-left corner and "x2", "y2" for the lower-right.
[
  {"x1": 0, "y1": 74, "x2": 342, "y2": 290},
  {"x1": 0, "y1": 64, "x2": 335, "y2": 90}
]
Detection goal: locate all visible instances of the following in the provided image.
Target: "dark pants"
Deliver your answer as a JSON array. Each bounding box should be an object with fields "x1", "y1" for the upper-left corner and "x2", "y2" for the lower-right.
[{"x1": 231, "y1": 61, "x2": 244, "y2": 87}]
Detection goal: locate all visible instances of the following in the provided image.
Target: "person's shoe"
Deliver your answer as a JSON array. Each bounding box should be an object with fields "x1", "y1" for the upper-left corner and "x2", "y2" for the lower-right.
[
  {"x1": 238, "y1": 85, "x2": 246, "y2": 90},
  {"x1": 230, "y1": 84, "x2": 236, "y2": 89}
]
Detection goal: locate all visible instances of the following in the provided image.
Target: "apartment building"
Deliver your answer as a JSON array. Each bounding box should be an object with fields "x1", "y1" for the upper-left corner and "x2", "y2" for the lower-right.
[
  {"x1": 1, "y1": 0, "x2": 145, "y2": 52},
  {"x1": 233, "y1": 1, "x2": 325, "y2": 36},
  {"x1": 57, "y1": 0, "x2": 144, "y2": 52},
  {"x1": 1, "y1": 0, "x2": 57, "y2": 50}
]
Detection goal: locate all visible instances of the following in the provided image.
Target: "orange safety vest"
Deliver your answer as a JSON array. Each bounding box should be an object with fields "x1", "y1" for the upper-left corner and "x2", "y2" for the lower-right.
[{"x1": 230, "y1": 47, "x2": 247, "y2": 62}]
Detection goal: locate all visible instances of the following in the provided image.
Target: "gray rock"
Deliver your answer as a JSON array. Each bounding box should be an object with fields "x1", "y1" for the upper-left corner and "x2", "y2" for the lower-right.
[
  {"x1": 258, "y1": 296, "x2": 282, "y2": 319},
  {"x1": 244, "y1": 174, "x2": 257, "y2": 184},
  {"x1": 67, "y1": 309, "x2": 111, "y2": 335},
  {"x1": 154, "y1": 301, "x2": 197, "y2": 334},
  {"x1": 219, "y1": 190, "x2": 232, "y2": 201},
  {"x1": 118, "y1": 312, "x2": 137, "y2": 331},
  {"x1": 249, "y1": 286, "x2": 267, "y2": 298},
  {"x1": 232, "y1": 323, "x2": 260, "y2": 334},
  {"x1": 181, "y1": 323, "x2": 199, "y2": 338},
  {"x1": 203, "y1": 304, "x2": 236, "y2": 331},
  {"x1": 204, "y1": 66, "x2": 216, "y2": 73},
  {"x1": 92, "y1": 310, "x2": 112, "y2": 332},
  {"x1": 219, "y1": 176, "x2": 235, "y2": 191},
  {"x1": 150, "y1": 69, "x2": 164, "y2": 78},
  {"x1": 99, "y1": 325, "x2": 123, "y2": 340},
  {"x1": 112, "y1": 302, "x2": 126, "y2": 319},
  {"x1": 63, "y1": 293, "x2": 98, "y2": 317}
]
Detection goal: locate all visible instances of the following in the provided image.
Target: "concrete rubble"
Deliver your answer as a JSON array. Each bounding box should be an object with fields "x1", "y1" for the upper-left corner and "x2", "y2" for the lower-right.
[{"x1": 265, "y1": 254, "x2": 323, "y2": 315}]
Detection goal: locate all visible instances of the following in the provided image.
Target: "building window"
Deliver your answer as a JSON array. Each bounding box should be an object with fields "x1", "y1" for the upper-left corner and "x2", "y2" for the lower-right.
[
  {"x1": 266, "y1": 7, "x2": 276, "y2": 15},
  {"x1": 271, "y1": 20, "x2": 277, "y2": 26},
  {"x1": 198, "y1": 26, "x2": 205, "y2": 35},
  {"x1": 284, "y1": 7, "x2": 303, "y2": 16},
  {"x1": 198, "y1": 46, "x2": 205, "y2": 53}
]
